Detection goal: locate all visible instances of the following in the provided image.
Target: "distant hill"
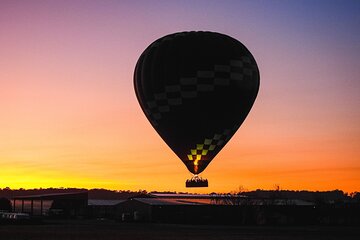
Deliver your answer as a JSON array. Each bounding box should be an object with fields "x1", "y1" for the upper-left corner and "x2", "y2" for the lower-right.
[
  {"x1": 245, "y1": 189, "x2": 351, "y2": 204},
  {"x1": 0, "y1": 187, "x2": 359, "y2": 203},
  {"x1": 0, "y1": 188, "x2": 144, "y2": 200}
]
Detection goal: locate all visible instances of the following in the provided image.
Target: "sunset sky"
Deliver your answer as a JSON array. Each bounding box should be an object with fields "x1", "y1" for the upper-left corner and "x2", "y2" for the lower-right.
[{"x1": 1, "y1": 0, "x2": 359, "y2": 193}]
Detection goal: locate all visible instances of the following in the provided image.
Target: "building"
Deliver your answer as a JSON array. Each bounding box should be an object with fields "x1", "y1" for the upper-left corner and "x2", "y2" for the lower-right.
[
  {"x1": 12, "y1": 192, "x2": 88, "y2": 218},
  {"x1": 87, "y1": 199, "x2": 125, "y2": 219},
  {"x1": 114, "y1": 194, "x2": 320, "y2": 225},
  {"x1": 9, "y1": 192, "x2": 359, "y2": 225}
]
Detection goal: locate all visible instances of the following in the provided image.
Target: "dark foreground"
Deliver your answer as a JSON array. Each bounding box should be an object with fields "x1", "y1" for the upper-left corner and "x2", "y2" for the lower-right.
[{"x1": 1, "y1": 220, "x2": 360, "y2": 240}]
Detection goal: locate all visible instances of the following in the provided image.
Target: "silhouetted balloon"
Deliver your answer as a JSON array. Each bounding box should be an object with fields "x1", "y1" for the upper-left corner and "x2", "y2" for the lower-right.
[{"x1": 134, "y1": 31, "x2": 259, "y2": 175}]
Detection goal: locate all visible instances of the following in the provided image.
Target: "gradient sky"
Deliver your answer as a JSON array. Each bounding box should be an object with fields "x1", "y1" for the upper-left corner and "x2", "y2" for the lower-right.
[{"x1": 1, "y1": 0, "x2": 359, "y2": 193}]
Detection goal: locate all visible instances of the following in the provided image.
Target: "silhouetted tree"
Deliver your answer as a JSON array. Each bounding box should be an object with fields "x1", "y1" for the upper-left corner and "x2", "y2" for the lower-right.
[
  {"x1": 351, "y1": 192, "x2": 360, "y2": 202},
  {"x1": 0, "y1": 197, "x2": 12, "y2": 212}
]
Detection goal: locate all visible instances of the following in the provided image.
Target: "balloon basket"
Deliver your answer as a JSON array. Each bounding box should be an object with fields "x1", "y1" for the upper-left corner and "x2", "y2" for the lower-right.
[{"x1": 186, "y1": 175, "x2": 208, "y2": 188}]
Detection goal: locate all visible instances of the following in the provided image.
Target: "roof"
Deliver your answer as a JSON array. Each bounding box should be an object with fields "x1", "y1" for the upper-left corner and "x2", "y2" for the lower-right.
[
  {"x1": 151, "y1": 193, "x2": 248, "y2": 199},
  {"x1": 121, "y1": 197, "x2": 315, "y2": 207},
  {"x1": 133, "y1": 198, "x2": 208, "y2": 206},
  {"x1": 88, "y1": 199, "x2": 125, "y2": 206},
  {"x1": 278, "y1": 199, "x2": 315, "y2": 206},
  {"x1": 12, "y1": 192, "x2": 88, "y2": 200}
]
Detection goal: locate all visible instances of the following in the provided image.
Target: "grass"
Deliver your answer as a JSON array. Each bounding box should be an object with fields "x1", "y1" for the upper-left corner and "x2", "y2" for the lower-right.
[{"x1": 0, "y1": 219, "x2": 360, "y2": 240}]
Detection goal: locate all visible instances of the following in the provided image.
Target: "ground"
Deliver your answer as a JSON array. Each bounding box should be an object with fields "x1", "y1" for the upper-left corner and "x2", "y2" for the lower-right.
[{"x1": 0, "y1": 219, "x2": 359, "y2": 240}]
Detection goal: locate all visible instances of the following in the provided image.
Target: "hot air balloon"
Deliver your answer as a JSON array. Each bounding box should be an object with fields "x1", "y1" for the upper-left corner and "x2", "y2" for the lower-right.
[{"x1": 134, "y1": 31, "x2": 259, "y2": 187}]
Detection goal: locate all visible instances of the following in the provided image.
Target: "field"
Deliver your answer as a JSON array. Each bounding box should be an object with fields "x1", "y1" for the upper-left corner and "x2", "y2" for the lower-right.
[{"x1": 1, "y1": 219, "x2": 360, "y2": 240}]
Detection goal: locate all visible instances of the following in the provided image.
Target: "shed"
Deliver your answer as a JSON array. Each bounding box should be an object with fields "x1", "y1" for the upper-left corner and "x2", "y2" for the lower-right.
[
  {"x1": 12, "y1": 192, "x2": 88, "y2": 217},
  {"x1": 87, "y1": 199, "x2": 125, "y2": 218}
]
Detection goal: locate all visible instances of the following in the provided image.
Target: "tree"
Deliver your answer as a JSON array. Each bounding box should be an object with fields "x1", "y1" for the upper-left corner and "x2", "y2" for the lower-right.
[
  {"x1": 351, "y1": 192, "x2": 360, "y2": 202},
  {"x1": 0, "y1": 197, "x2": 12, "y2": 212}
]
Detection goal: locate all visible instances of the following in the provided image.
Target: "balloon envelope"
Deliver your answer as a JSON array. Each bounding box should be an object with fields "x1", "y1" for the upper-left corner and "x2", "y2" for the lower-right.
[{"x1": 134, "y1": 31, "x2": 259, "y2": 175}]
